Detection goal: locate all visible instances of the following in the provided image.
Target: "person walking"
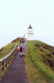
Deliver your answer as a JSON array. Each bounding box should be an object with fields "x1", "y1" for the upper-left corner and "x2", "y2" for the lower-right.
[{"x1": 19, "y1": 39, "x2": 27, "y2": 57}]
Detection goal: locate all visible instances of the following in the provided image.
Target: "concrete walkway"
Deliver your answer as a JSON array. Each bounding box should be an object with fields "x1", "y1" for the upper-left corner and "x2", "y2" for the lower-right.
[{"x1": 0, "y1": 54, "x2": 29, "y2": 83}]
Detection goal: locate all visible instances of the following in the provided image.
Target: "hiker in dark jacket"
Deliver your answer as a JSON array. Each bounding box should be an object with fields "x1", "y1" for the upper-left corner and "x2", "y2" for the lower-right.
[{"x1": 19, "y1": 39, "x2": 27, "y2": 56}]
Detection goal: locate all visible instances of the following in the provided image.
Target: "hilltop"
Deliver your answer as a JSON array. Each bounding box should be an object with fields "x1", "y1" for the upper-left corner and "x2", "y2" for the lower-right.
[{"x1": 0, "y1": 38, "x2": 54, "y2": 83}]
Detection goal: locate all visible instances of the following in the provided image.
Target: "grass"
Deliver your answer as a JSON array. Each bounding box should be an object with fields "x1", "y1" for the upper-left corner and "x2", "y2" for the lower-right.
[
  {"x1": 25, "y1": 40, "x2": 54, "y2": 83},
  {"x1": 25, "y1": 55, "x2": 49, "y2": 83},
  {"x1": 0, "y1": 40, "x2": 19, "y2": 59}
]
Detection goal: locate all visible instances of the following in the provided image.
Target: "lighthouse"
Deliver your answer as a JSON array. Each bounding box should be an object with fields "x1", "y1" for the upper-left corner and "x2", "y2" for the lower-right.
[{"x1": 27, "y1": 24, "x2": 33, "y2": 40}]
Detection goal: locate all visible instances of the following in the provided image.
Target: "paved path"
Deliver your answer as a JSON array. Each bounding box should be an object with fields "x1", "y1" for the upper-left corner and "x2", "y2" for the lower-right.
[{"x1": 0, "y1": 54, "x2": 29, "y2": 83}]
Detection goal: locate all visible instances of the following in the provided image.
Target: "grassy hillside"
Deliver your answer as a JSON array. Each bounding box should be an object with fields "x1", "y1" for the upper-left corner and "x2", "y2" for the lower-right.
[
  {"x1": 0, "y1": 38, "x2": 54, "y2": 83},
  {"x1": 0, "y1": 37, "x2": 25, "y2": 59},
  {"x1": 0, "y1": 38, "x2": 19, "y2": 59},
  {"x1": 25, "y1": 40, "x2": 54, "y2": 83}
]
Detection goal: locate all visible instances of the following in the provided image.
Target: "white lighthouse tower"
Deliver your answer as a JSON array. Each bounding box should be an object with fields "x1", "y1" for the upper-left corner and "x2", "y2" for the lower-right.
[{"x1": 27, "y1": 24, "x2": 33, "y2": 40}]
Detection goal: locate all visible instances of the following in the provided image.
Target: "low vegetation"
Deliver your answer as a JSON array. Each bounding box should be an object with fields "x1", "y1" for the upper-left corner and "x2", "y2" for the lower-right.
[
  {"x1": 0, "y1": 39, "x2": 19, "y2": 59},
  {"x1": 25, "y1": 40, "x2": 54, "y2": 83}
]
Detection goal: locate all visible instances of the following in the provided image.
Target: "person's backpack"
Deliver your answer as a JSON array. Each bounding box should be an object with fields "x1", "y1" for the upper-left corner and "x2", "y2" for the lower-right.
[{"x1": 20, "y1": 46, "x2": 23, "y2": 52}]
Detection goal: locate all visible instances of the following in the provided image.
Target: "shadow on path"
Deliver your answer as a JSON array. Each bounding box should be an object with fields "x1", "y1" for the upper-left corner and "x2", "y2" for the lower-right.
[{"x1": 0, "y1": 54, "x2": 29, "y2": 83}]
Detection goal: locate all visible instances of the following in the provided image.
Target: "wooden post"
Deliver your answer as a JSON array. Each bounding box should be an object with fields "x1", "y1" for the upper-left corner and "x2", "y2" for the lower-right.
[
  {"x1": 0, "y1": 62, "x2": 2, "y2": 72},
  {"x1": 4, "y1": 60, "x2": 8, "y2": 70},
  {"x1": 1, "y1": 61, "x2": 4, "y2": 71}
]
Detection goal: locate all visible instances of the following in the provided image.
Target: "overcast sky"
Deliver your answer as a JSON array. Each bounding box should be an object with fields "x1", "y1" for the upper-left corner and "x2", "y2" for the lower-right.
[{"x1": 0, "y1": 0, "x2": 54, "y2": 48}]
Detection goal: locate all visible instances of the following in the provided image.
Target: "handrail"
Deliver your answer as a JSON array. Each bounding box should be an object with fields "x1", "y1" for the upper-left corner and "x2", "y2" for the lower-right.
[
  {"x1": 0, "y1": 45, "x2": 17, "y2": 62},
  {"x1": 0, "y1": 44, "x2": 18, "y2": 77}
]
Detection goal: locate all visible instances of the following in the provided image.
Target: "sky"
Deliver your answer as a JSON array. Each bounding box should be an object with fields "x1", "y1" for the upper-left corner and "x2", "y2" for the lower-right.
[{"x1": 0, "y1": 0, "x2": 54, "y2": 48}]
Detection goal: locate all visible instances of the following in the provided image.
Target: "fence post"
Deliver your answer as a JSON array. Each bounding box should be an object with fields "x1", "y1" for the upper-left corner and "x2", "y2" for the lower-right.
[{"x1": 0, "y1": 62, "x2": 2, "y2": 72}]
